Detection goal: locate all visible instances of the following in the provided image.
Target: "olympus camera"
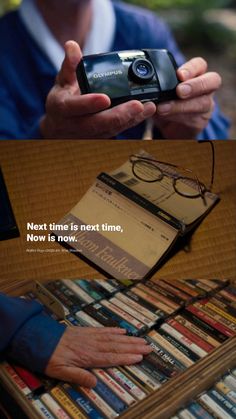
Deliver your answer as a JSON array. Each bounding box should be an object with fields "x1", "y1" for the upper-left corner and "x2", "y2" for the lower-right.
[{"x1": 77, "y1": 49, "x2": 179, "y2": 107}]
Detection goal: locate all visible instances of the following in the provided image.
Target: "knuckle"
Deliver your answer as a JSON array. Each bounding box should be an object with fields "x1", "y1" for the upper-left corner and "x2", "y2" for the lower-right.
[
  {"x1": 113, "y1": 112, "x2": 125, "y2": 132},
  {"x1": 81, "y1": 374, "x2": 96, "y2": 388},
  {"x1": 198, "y1": 57, "x2": 208, "y2": 71},
  {"x1": 130, "y1": 115, "x2": 142, "y2": 127},
  {"x1": 201, "y1": 95, "x2": 212, "y2": 112},
  {"x1": 111, "y1": 344, "x2": 120, "y2": 354},
  {"x1": 199, "y1": 77, "x2": 208, "y2": 95},
  {"x1": 186, "y1": 60, "x2": 196, "y2": 76},
  {"x1": 106, "y1": 353, "x2": 118, "y2": 365},
  {"x1": 56, "y1": 96, "x2": 67, "y2": 115},
  {"x1": 46, "y1": 93, "x2": 66, "y2": 116},
  {"x1": 200, "y1": 113, "x2": 211, "y2": 123},
  {"x1": 176, "y1": 101, "x2": 188, "y2": 114}
]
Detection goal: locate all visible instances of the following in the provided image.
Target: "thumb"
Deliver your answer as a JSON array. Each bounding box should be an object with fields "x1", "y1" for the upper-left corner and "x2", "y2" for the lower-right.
[
  {"x1": 58, "y1": 40, "x2": 82, "y2": 86},
  {"x1": 52, "y1": 366, "x2": 97, "y2": 388}
]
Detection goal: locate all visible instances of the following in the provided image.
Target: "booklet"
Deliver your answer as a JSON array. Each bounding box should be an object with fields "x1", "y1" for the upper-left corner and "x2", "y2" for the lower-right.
[{"x1": 54, "y1": 151, "x2": 219, "y2": 279}]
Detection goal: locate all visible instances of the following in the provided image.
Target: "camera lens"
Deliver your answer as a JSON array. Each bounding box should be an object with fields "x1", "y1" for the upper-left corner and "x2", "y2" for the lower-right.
[
  {"x1": 129, "y1": 58, "x2": 155, "y2": 84},
  {"x1": 136, "y1": 63, "x2": 149, "y2": 77}
]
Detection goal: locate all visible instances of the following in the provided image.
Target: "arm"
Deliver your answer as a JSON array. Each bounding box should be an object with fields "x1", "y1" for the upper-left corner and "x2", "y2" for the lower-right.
[
  {"x1": 0, "y1": 293, "x2": 65, "y2": 372},
  {"x1": 0, "y1": 292, "x2": 151, "y2": 387}
]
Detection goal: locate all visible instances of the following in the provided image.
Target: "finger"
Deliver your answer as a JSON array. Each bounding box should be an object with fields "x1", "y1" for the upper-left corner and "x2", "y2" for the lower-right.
[
  {"x1": 158, "y1": 112, "x2": 212, "y2": 126},
  {"x1": 177, "y1": 57, "x2": 208, "y2": 81},
  {"x1": 94, "y1": 334, "x2": 149, "y2": 345},
  {"x1": 57, "y1": 41, "x2": 82, "y2": 86},
  {"x1": 52, "y1": 92, "x2": 111, "y2": 117},
  {"x1": 66, "y1": 94, "x2": 111, "y2": 116},
  {"x1": 70, "y1": 327, "x2": 127, "y2": 335},
  {"x1": 157, "y1": 112, "x2": 212, "y2": 124},
  {"x1": 78, "y1": 101, "x2": 156, "y2": 138},
  {"x1": 156, "y1": 94, "x2": 215, "y2": 116},
  {"x1": 177, "y1": 73, "x2": 222, "y2": 99},
  {"x1": 48, "y1": 366, "x2": 97, "y2": 387},
  {"x1": 94, "y1": 342, "x2": 152, "y2": 355},
  {"x1": 81, "y1": 352, "x2": 144, "y2": 368}
]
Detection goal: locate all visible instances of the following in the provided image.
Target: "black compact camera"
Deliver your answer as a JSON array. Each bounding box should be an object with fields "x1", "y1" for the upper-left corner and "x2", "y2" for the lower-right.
[{"x1": 77, "y1": 49, "x2": 179, "y2": 107}]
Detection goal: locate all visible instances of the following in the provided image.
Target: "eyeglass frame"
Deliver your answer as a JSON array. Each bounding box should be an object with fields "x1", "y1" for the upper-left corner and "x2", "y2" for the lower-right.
[{"x1": 129, "y1": 140, "x2": 215, "y2": 202}]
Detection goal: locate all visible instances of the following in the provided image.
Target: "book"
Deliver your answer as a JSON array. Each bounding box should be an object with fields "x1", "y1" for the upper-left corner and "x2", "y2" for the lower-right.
[{"x1": 53, "y1": 150, "x2": 219, "y2": 279}]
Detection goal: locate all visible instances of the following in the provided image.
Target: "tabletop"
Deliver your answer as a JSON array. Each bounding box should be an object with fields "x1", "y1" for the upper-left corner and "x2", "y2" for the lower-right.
[{"x1": 0, "y1": 140, "x2": 235, "y2": 293}]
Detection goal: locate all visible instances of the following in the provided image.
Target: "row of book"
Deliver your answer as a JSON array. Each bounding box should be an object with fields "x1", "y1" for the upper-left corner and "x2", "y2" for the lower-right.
[
  {"x1": 0, "y1": 278, "x2": 235, "y2": 418},
  {"x1": 172, "y1": 368, "x2": 236, "y2": 419}
]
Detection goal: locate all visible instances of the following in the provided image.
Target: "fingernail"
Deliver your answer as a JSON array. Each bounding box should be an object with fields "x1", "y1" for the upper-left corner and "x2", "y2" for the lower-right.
[
  {"x1": 178, "y1": 83, "x2": 192, "y2": 97},
  {"x1": 179, "y1": 68, "x2": 191, "y2": 79},
  {"x1": 157, "y1": 102, "x2": 172, "y2": 114},
  {"x1": 118, "y1": 328, "x2": 127, "y2": 334},
  {"x1": 67, "y1": 44, "x2": 79, "y2": 65},
  {"x1": 143, "y1": 102, "x2": 155, "y2": 117},
  {"x1": 142, "y1": 345, "x2": 153, "y2": 353},
  {"x1": 133, "y1": 355, "x2": 143, "y2": 362}
]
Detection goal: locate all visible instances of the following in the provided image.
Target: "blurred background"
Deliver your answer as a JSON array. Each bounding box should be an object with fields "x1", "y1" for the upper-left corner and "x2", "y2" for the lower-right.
[
  {"x1": 0, "y1": 0, "x2": 235, "y2": 137},
  {"x1": 127, "y1": 1, "x2": 236, "y2": 139}
]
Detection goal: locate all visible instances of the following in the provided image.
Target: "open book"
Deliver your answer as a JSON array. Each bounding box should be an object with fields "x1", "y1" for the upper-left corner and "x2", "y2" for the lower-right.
[{"x1": 54, "y1": 151, "x2": 219, "y2": 279}]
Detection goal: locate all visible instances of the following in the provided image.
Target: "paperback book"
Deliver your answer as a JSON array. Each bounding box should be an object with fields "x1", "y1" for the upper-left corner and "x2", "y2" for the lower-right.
[{"x1": 54, "y1": 151, "x2": 219, "y2": 279}]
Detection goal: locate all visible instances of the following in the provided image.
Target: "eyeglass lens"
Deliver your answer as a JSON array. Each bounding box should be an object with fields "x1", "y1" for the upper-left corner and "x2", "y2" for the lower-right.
[{"x1": 132, "y1": 159, "x2": 204, "y2": 198}]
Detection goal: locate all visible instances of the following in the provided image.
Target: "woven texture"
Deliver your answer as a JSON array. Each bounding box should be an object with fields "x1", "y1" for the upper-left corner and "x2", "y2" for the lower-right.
[{"x1": 0, "y1": 140, "x2": 235, "y2": 292}]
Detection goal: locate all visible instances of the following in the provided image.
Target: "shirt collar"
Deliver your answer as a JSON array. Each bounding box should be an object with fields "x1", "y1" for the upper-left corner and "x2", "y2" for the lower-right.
[{"x1": 19, "y1": 0, "x2": 116, "y2": 72}]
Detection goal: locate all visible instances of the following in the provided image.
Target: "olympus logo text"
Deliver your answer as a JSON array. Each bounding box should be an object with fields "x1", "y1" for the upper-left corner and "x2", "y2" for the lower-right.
[{"x1": 93, "y1": 70, "x2": 123, "y2": 79}]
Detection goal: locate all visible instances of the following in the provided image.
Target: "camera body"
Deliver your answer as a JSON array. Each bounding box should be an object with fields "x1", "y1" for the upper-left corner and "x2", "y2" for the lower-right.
[{"x1": 77, "y1": 49, "x2": 179, "y2": 107}]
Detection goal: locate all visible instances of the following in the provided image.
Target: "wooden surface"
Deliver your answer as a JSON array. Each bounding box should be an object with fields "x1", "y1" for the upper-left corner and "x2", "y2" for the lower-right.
[{"x1": 0, "y1": 140, "x2": 235, "y2": 292}]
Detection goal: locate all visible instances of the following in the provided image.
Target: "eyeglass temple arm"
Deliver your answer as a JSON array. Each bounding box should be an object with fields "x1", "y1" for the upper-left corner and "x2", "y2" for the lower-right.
[
  {"x1": 130, "y1": 155, "x2": 188, "y2": 171},
  {"x1": 198, "y1": 140, "x2": 215, "y2": 191}
]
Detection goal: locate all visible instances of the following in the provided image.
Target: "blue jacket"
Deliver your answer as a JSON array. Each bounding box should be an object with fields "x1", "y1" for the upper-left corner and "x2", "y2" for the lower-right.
[
  {"x1": 0, "y1": 293, "x2": 65, "y2": 372},
  {"x1": 0, "y1": 1, "x2": 230, "y2": 139}
]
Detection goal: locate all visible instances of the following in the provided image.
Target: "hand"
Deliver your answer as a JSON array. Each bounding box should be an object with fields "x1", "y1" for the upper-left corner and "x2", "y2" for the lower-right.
[
  {"x1": 40, "y1": 41, "x2": 156, "y2": 139},
  {"x1": 154, "y1": 57, "x2": 222, "y2": 139},
  {"x1": 45, "y1": 326, "x2": 152, "y2": 387}
]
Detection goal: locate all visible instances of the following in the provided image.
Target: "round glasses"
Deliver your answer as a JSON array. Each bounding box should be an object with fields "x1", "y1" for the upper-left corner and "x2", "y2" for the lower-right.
[{"x1": 129, "y1": 141, "x2": 215, "y2": 201}]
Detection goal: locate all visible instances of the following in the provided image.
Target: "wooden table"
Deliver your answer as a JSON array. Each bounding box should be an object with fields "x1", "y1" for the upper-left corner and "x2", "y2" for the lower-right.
[{"x1": 0, "y1": 140, "x2": 235, "y2": 293}]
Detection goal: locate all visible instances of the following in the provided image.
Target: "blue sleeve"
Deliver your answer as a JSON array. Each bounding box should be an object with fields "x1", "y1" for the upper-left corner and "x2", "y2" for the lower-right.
[
  {"x1": 197, "y1": 102, "x2": 231, "y2": 140},
  {"x1": 0, "y1": 293, "x2": 66, "y2": 373},
  {"x1": 0, "y1": 85, "x2": 42, "y2": 140},
  {"x1": 0, "y1": 85, "x2": 23, "y2": 140}
]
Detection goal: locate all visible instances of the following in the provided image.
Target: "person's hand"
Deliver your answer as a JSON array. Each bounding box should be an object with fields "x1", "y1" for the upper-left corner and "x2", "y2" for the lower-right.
[
  {"x1": 154, "y1": 57, "x2": 222, "y2": 139},
  {"x1": 40, "y1": 41, "x2": 156, "y2": 139},
  {"x1": 45, "y1": 326, "x2": 152, "y2": 387}
]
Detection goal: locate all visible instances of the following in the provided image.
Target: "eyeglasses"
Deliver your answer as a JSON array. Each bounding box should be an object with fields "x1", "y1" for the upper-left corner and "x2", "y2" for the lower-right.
[{"x1": 129, "y1": 141, "x2": 215, "y2": 202}]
